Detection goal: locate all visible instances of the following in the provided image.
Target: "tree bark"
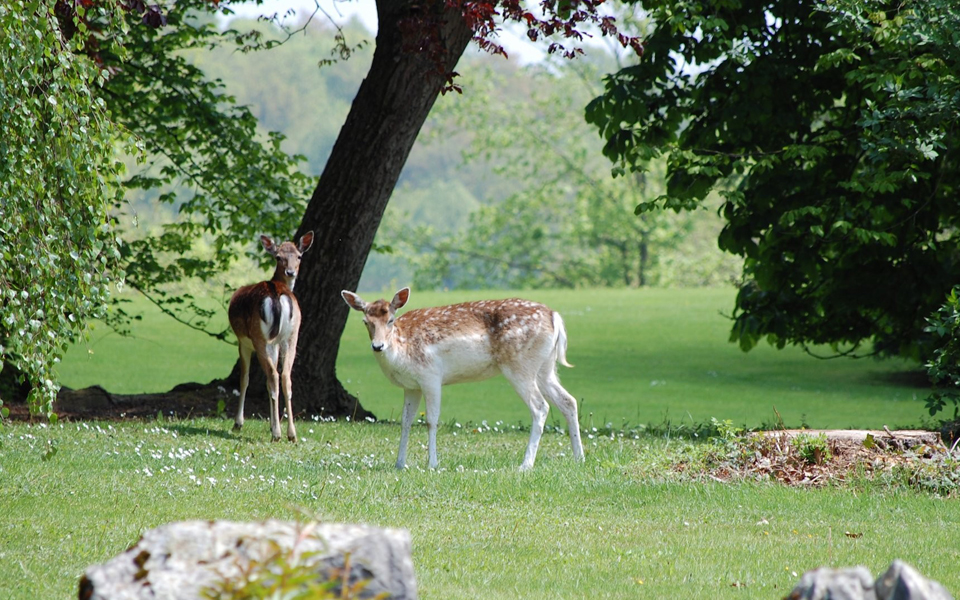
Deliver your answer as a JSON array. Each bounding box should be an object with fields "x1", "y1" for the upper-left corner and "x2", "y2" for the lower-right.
[
  {"x1": 638, "y1": 236, "x2": 649, "y2": 288},
  {"x1": 281, "y1": 0, "x2": 475, "y2": 418}
]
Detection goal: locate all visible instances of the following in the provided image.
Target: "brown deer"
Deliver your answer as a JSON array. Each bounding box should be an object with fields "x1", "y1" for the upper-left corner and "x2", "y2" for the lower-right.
[
  {"x1": 228, "y1": 232, "x2": 314, "y2": 441},
  {"x1": 341, "y1": 287, "x2": 584, "y2": 470}
]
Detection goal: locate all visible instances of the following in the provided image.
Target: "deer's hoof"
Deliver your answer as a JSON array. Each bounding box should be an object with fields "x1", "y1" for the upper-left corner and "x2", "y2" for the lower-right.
[
  {"x1": 288, "y1": 435, "x2": 297, "y2": 443},
  {"x1": 233, "y1": 422, "x2": 243, "y2": 432}
]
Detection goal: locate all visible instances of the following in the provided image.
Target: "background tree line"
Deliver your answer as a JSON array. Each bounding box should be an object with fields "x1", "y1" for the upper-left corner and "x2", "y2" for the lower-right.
[{"x1": 147, "y1": 13, "x2": 740, "y2": 293}]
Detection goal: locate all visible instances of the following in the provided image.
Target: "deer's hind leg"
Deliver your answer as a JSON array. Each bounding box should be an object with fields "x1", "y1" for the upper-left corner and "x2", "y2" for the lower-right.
[
  {"x1": 538, "y1": 362, "x2": 584, "y2": 462},
  {"x1": 503, "y1": 365, "x2": 550, "y2": 471},
  {"x1": 422, "y1": 382, "x2": 443, "y2": 470},
  {"x1": 256, "y1": 341, "x2": 282, "y2": 441},
  {"x1": 234, "y1": 338, "x2": 255, "y2": 431},
  {"x1": 280, "y1": 332, "x2": 298, "y2": 443}
]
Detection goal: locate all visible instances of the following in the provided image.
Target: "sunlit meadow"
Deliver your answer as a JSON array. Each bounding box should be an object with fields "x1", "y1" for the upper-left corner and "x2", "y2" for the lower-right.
[
  {"x1": 2, "y1": 417, "x2": 958, "y2": 599},
  {"x1": 6, "y1": 288, "x2": 953, "y2": 598}
]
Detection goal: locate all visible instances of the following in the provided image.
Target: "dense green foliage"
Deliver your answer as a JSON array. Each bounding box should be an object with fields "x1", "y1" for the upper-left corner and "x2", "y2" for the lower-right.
[
  {"x1": 0, "y1": 1, "x2": 126, "y2": 415},
  {"x1": 923, "y1": 286, "x2": 960, "y2": 419},
  {"x1": 1, "y1": 1, "x2": 322, "y2": 413},
  {"x1": 587, "y1": 0, "x2": 960, "y2": 358},
  {"x1": 100, "y1": 3, "x2": 313, "y2": 338},
  {"x1": 2, "y1": 418, "x2": 959, "y2": 599}
]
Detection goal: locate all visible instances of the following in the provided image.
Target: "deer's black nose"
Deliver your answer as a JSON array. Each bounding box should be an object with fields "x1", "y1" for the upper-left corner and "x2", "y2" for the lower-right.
[{"x1": 371, "y1": 342, "x2": 384, "y2": 353}]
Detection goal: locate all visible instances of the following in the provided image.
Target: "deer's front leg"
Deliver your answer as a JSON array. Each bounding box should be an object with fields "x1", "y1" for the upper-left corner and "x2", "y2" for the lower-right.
[
  {"x1": 422, "y1": 383, "x2": 443, "y2": 469},
  {"x1": 280, "y1": 342, "x2": 297, "y2": 443},
  {"x1": 397, "y1": 389, "x2": 421, "y2": 469}
]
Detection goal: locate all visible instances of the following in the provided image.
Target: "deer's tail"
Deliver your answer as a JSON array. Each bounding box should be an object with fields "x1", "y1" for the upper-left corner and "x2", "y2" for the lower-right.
[
  {"x1": 260, "y1": 281, "x2": 286, "y2": 340},
  {"x1": 552, "y1": 311, "x2": 573, "y2": 368}
]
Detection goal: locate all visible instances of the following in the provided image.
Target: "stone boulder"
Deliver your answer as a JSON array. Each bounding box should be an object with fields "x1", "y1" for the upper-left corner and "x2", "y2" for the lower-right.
[
  {"x1": 787, "y1": 560, "x2": 953, "y2": 600},
  {"x1": 788, "y1": 566, "x2": 876, "y2": 600},
  {"x1": 876, "y1": 561, "x2": 954, "y2": 600},
  {"x1": 78, "y1": 520, "x2": 416, "y2": 600}
]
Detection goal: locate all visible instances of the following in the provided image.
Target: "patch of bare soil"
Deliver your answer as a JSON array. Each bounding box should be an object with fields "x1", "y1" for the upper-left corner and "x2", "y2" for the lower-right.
[{"x1": 700, "y1": 429, "x2": 958, "y2": 493}]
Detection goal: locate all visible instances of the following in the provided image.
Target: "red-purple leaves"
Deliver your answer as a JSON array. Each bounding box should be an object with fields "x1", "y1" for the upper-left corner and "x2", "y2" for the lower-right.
[{"x1": 400, "y1": 0, "x2": 643, "y2": 94}]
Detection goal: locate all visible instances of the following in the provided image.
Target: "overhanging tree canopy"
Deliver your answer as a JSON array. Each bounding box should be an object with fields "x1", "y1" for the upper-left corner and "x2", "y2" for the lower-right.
[{"x1": 586, "y1": 0, "x2": 960, "y2": 359}]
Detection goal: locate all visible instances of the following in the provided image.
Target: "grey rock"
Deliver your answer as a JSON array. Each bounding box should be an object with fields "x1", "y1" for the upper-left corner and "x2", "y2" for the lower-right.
[
  {"x1": 79, "y1": 520, "x2": 416, "y2": 600},
  {"x1": 875, "y1": 560, "x2": 954, "y2": 600},
  {"x1": 787, "y1": 562, "x2": 954, "y2": 600},
  {"x1": 786, "y1": 566, "x2": 877, "y2": 600}
]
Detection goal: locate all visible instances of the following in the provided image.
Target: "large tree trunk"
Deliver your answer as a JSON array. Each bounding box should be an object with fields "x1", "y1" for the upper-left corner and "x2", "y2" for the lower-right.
[{"x1": 282, "y1": 0, "x2": 474, "y2": 418}]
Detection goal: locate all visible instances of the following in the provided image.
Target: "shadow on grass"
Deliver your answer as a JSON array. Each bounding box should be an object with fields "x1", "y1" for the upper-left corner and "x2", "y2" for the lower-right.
[
  {"x1": 872, "y1": 368, "x2": 929, "y2": 389},
  {"x1": 167, "y1": 422, "x2": 239, "y2": 441}
]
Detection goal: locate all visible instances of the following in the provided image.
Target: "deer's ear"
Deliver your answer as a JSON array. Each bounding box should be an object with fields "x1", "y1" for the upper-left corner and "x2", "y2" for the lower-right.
[
  {"x1": 298, "y1": 231, "x2": 315, "y2": 254},
  {"x1": 391, "y1": 287, "x2": 410, "y2": 311},
  {"x1": 341, "y1": 290, "x2": 366, "y2": 312},
  {"x1": 260, "y1": 235, "x2": 277, "y2": 256}
]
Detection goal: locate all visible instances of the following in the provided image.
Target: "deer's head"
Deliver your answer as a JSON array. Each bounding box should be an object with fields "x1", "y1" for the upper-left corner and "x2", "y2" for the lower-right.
[
  {"x1": 263, "y1": 231, "x2": 314, "y2": 289},
  {"x1": 341, "y1": 287, "x2": 410, "y2": 353}
]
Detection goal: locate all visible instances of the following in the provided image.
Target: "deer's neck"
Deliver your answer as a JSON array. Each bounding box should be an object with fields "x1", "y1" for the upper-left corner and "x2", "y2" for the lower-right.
[
  {"x1": 371, "y1": 321, "x2": 412, "y2": 360},
  {"x1": 271, "y1": 268, "x2": 296, "y2": 291}
]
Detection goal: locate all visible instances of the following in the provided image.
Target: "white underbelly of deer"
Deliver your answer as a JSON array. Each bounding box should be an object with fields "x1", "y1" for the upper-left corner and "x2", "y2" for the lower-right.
[
  {"x1": 342, "y1": 287, "x2": 585, "y2": 471},
  {"x1": 375, "y1": 339, "x2": 499, "y2": 389},
  {"x1": 433, "y1": 337, "x2": 501, "y2": 384}
]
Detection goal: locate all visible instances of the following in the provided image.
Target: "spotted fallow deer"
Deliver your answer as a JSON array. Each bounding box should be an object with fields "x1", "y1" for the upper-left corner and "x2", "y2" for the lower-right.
[
  {"x1": 228, "y1": 232, "x2": 314, "y2": 441},
  {"x1": 341, "y1": 287, "x2": 585, "y2": 470}
]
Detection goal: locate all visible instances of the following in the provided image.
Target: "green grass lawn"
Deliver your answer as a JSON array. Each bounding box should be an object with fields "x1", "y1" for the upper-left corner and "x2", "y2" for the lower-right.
[
  {"x1": 13, "y1": 291, "x2": 956, "y2": 598},
  {"x1": 1, "y1": 419, "x2": 957, "y2": 599},
  {"x1": 58, "y1": 287, "x2": 928, "y2": 430}
]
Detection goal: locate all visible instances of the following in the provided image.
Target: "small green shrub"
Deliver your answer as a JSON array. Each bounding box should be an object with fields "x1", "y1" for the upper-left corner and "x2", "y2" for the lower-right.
[
  {"x1": 793, "y1": 432, "x2": 832, "y2": 466},
  {"x1": 878, "y1": 449, "x2": 960, "y2": 496},
  {"x1": 710, "y1": 417, "x2": 745, "y2": 443},
  {"x1": 201, "y1": 536, "x2": 388, "y2": 600}
]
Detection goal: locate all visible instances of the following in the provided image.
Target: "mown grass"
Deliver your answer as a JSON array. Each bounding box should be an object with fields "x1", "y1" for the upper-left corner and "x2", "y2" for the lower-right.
[
  {"x1": 58, "y1": 288, "x2": 927, "y2": 430},
  {"x1": 1, "y1": 418, "x2": 958, "y2": 599},
  {"x1": 36, "y1": 287, "x2": 950, "y2": 598}
]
